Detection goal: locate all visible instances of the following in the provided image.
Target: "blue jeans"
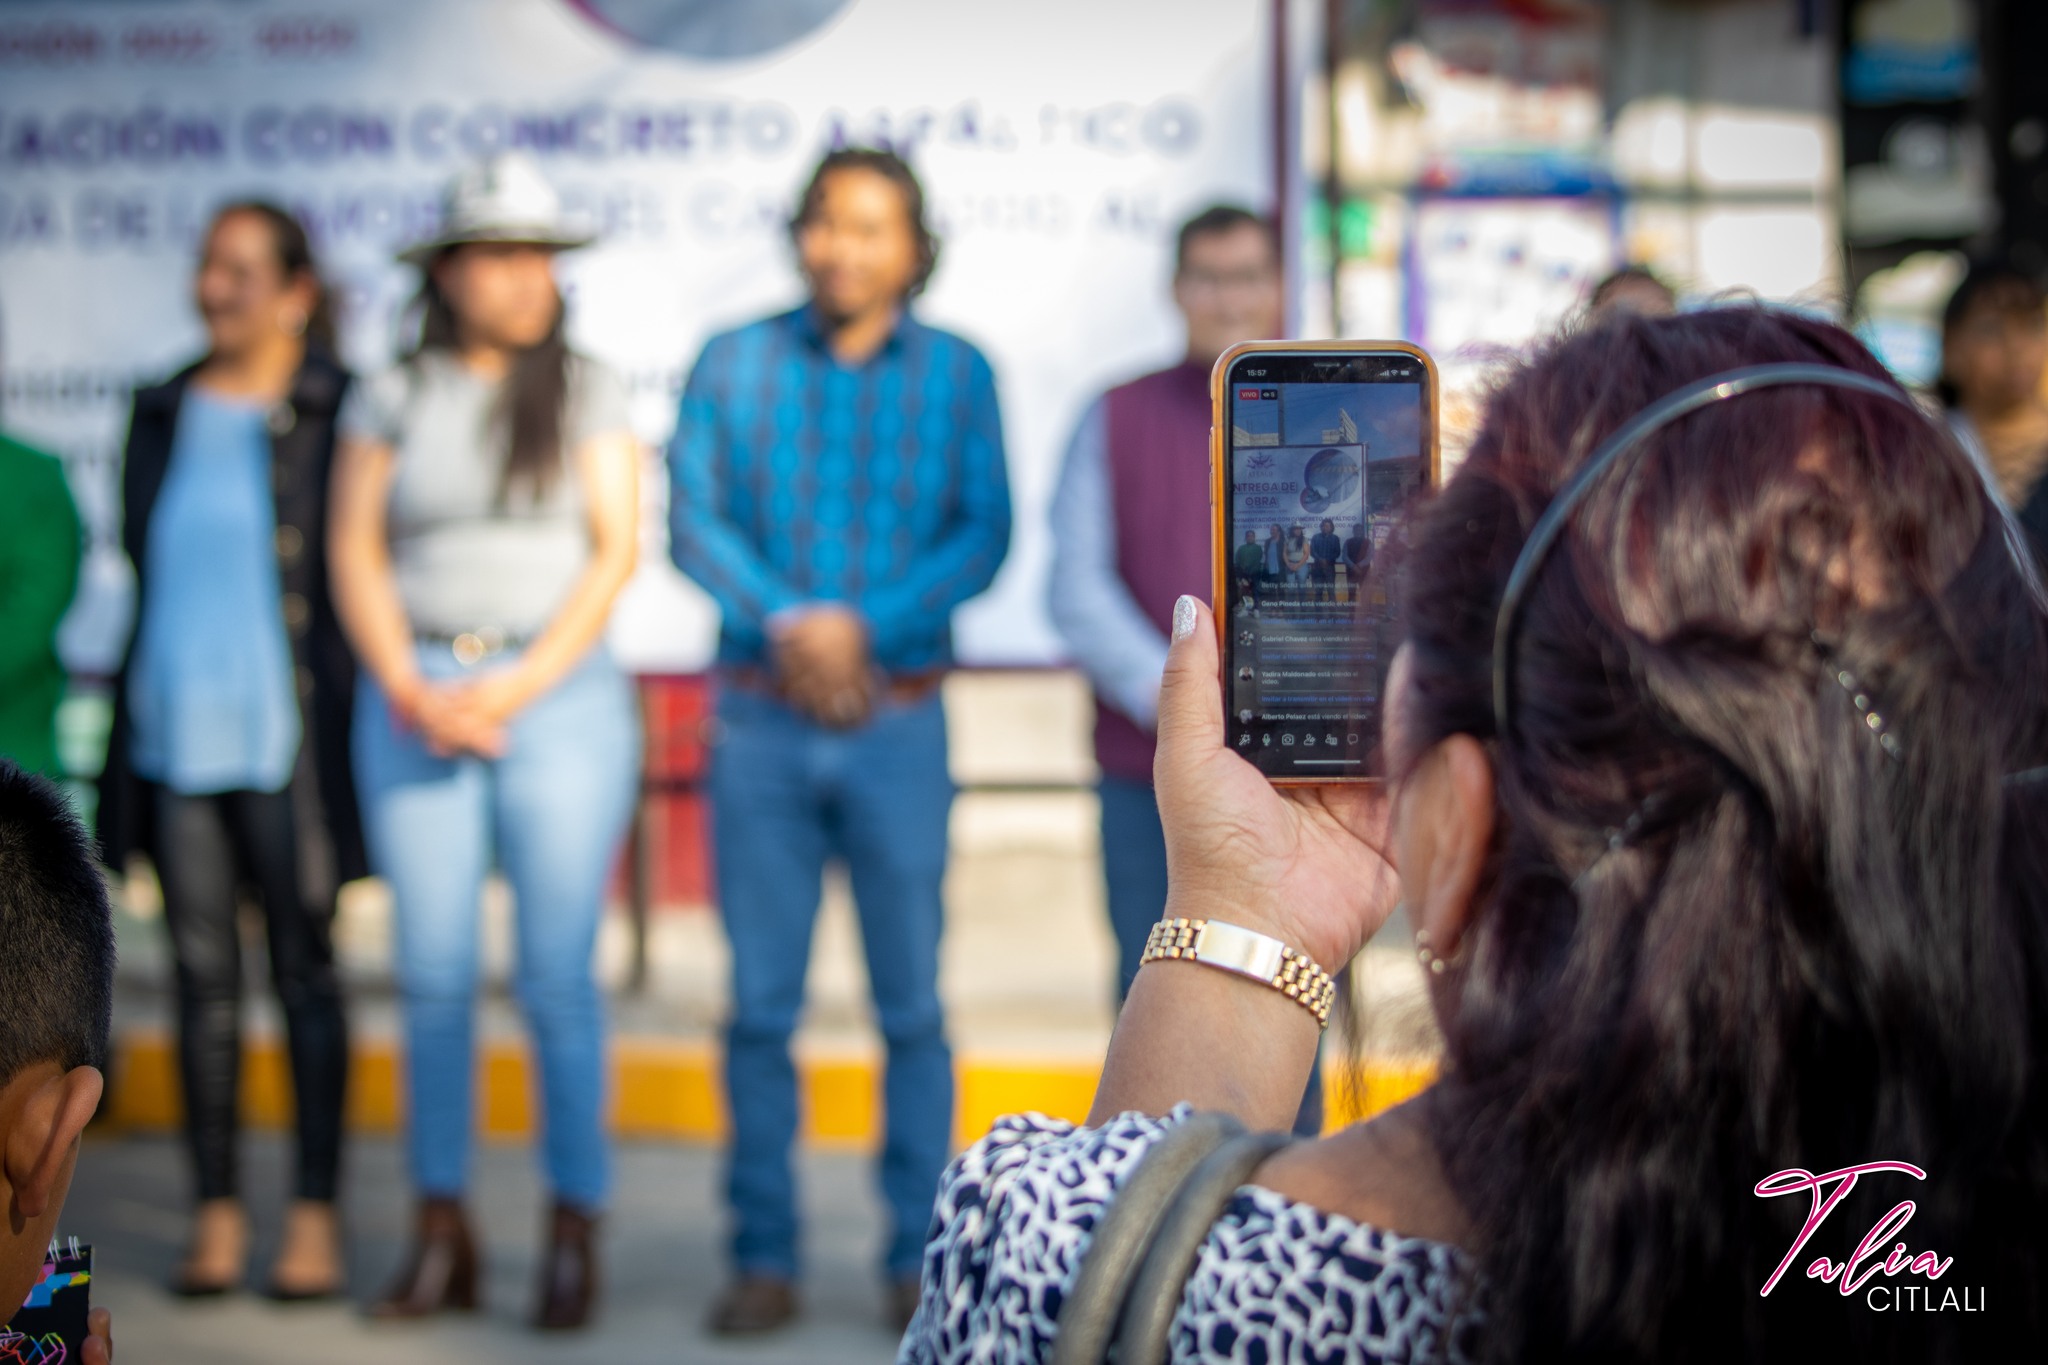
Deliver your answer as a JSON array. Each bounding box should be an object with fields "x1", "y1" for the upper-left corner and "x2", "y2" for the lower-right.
[
  {"x1": 1099, "y1": 774, "x2": 1324, "y2": 1136},
  {"x1": 352, "y1": 643, "x2": 640, "y2": 1209},
  {"x1": 710, "y1": 685, "x2": 955, "y2": 1281}
]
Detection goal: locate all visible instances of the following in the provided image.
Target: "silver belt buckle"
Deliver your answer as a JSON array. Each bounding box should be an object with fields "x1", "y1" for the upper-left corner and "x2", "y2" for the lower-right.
[{"x1": 450, "y1": 627, "x2": 505, "y2": 667}]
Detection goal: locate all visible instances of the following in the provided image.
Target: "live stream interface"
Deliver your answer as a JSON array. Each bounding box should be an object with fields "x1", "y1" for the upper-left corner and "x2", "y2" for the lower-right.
[{"x1": 1226, "y1": 376, "x2": 1426, "y2": 776}]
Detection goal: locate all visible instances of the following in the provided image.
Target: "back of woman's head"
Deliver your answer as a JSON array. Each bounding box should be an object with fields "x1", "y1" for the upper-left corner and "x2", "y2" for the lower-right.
[{"x1": 1399, "y1": 307, "x2": 2048, "y2": 1363}]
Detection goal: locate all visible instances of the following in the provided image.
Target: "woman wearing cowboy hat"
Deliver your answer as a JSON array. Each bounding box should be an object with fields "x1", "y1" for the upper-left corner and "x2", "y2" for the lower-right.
[{"x1": 329, "y1": 151, "x2": 642, "y2": 1331}]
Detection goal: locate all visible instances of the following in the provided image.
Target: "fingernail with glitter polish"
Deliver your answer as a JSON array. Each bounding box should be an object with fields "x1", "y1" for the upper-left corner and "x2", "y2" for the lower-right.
[{"x1": 1172, "y1": 595, "x2": 1198, "y2": 641}]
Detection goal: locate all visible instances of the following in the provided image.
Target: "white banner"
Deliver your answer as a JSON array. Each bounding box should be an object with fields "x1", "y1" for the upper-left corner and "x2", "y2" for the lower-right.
[
  {"x1": 1231, "y1": 444, "x2": 1363, "y2": 531},
  {"x1": 0, "y1": 0, "x2": 1272, "y2": 671}
]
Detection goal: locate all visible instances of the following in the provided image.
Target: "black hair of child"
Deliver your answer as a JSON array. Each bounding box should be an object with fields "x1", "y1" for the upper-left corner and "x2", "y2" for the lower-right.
[{"x1": 0, "y1": 763, "x2": 115, "y2": 1078}]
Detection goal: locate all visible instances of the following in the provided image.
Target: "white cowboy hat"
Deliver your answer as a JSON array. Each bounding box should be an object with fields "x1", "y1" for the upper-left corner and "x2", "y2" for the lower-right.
[{"x1": 396, "y1": 151, "x2": 594, "y2": 267}]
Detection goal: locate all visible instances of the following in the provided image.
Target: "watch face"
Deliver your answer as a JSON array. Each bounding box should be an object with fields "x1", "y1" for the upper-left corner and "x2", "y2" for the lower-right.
[{"x1": 565, "y1": 0, "x2": 855, "y2": 59}]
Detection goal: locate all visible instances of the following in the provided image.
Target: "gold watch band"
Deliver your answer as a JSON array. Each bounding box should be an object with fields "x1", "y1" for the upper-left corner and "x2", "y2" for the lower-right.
[{"x1": 1139, "y1": 917, "x2": 1337, "y2": 1028}]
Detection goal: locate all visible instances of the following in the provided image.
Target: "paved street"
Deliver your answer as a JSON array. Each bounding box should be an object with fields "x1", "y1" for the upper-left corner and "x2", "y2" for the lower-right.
[
  {"x1": 72, "y1": 676, "x2": 1436, "y2": 1363},
  {"x1": 68, "y1": 1132, "x2": 906, "y2": 1365}
]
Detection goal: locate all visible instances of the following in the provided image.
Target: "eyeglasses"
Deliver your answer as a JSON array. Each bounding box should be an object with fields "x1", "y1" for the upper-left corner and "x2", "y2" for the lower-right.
[{"x1": 1178, "y1": 267, "x2": 1276, "y2": 294}]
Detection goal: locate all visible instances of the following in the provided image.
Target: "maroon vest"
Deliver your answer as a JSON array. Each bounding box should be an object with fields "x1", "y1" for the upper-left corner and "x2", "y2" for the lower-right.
[{"x1": 1096, "y1": 361, "x2": 1212, "y2": 784}]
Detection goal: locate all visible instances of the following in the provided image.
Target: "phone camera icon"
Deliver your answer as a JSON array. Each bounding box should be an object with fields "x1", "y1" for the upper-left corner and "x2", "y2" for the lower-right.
[{"x1": 1281, "y1": 733, "x2": 1296, "y2": 747}]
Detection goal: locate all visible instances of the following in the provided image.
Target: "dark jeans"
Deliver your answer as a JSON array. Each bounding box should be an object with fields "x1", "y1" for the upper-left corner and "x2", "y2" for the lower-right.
[
  {"x1": 154, "y1": 787, "x2": 348, "y2": 1203},
  {"x1": 1099, "y1": 774, "x2": 1324, "y2": 1137},
  {"x1": 710, "y1": 686, "x2": 956, "y2": 1282}
]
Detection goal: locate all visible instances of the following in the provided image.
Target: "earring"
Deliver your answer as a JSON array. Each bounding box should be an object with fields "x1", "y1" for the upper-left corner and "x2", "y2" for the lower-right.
[
  {"x1": 279, "y1": 307, "x2": 307, "y2": 339},
  {"x1": 1415, "y1": 928, "x2": 1446, "y2": 975}
]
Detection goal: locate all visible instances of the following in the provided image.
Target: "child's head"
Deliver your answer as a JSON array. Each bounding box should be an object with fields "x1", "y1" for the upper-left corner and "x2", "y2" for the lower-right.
[{"x1": 0, "y1": 763, "x2": 113, "y2": 1314}]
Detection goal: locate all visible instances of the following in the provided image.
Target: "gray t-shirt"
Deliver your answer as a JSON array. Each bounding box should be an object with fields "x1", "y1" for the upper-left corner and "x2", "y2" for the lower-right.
[{"x1": 340, "y1": 350, "x2": 630, "y2": 638}]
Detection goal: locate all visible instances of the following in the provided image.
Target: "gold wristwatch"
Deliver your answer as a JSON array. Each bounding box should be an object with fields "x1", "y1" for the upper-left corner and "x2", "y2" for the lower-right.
[{"x1": 1139, "y1": 917, "x2": 1337, "y2": 1028}]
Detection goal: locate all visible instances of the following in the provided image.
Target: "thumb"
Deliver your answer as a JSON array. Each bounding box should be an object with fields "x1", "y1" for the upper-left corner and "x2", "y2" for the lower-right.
[
  {"x1": 1155, "y1": 595, "x2": 1223, "y2": 783},
  {"x1": 84, "y1": 1308, "x2": 111, "y2": 1364}
]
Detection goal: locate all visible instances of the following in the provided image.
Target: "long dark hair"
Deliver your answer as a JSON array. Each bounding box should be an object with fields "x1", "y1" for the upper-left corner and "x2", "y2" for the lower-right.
[
  {"x1": 1397, "y1": 308, "x2": 2048, "y2": 1362},
  {"x1": 210, "y1": 200, "x2": 335, "y2": 354},
  {"x1": 409, "y1": 248, "x2": 569, "y2": 502}
]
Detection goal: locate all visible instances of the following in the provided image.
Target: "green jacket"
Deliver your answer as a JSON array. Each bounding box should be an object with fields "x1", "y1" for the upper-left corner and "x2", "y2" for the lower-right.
[{"x1": 0, "y1": 432, "x2": 81, "y2": 778}]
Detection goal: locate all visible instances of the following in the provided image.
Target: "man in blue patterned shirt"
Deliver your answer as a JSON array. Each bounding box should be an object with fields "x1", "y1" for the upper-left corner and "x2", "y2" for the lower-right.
[{"x1": 668, "y1": 148, "x2": 1011, "y2": 1337}]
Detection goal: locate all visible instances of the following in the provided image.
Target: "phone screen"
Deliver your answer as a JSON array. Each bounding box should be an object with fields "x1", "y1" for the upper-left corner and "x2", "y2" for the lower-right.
[{"x1": 1220, "y1": 350, "x2": 1432, "y2": 780}]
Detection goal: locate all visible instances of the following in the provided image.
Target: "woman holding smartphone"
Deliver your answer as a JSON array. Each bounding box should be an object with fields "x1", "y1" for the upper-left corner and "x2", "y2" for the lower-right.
[
  {"x1": 102, "y1": 202, "x2": 357, "y2": 1300},
  {"x1": 903, "y1": 309, "x2": 2048, "y2": 1363},
  {"x1": 328, "y1": 153, "x2": 640, "y2": 1332}
]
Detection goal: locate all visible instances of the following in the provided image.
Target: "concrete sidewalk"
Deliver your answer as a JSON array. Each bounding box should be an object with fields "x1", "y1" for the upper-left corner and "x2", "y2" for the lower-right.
[{"x1": 71, "y1": 1131, "x2": 905, "y2": 1365}]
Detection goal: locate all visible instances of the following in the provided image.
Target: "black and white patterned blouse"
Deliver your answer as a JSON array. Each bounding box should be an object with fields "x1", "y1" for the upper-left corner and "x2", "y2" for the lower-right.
[{"x1": 900, "y1": 1105, "x2": 1482, "y2": 1365}]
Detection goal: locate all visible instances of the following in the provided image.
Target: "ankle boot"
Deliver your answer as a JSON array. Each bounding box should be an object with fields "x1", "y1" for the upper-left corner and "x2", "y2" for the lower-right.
[
  {"x1": 371, "y1": 1197, "x2": 479, "y2": 1319},
  {"x1": 531, "y1": 1201, "x2": 600, "y2": 1331}
]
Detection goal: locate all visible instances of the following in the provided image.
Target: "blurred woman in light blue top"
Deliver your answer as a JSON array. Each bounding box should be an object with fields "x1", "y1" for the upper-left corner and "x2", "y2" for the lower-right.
[
  {"x1": 128, "y1": 395, "x2": 302, "y2": 790},
  {"x1": 109, "y1": 202, "x2": 357, "y2": 1303}
]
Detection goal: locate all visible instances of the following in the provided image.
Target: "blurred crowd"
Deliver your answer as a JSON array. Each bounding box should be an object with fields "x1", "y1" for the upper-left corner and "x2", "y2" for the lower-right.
[{"x1": 3, "y1": 140, "x2": 2047, "y2": 1345}]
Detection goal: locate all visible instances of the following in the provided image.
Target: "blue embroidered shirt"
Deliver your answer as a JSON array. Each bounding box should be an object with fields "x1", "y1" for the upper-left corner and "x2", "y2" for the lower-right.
[{"x1": 667, "y1": 306, "x2": 1012, "y2": 671}]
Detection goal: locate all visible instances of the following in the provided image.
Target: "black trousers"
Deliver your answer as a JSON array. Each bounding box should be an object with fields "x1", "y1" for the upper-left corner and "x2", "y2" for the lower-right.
[{"x1": 154, "y1": 788, "x2": 348, "y2": 1203}]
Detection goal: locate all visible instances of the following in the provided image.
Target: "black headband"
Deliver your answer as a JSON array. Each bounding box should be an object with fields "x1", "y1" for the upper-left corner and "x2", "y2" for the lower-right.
[{"x1": 1489, "y1": 363, "x2": 1926, "y2": 745}]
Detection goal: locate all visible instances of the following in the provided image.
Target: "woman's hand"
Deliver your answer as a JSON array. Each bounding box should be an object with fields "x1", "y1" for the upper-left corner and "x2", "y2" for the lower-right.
[
  {"x1": 1083, "y1": 594, "x2": 1397, "y2": 1128},
  {"x1": 1153, "y1": 596, "x2": 1402, "y2": 971},
  {"x1": 408, "y1": 676, "x2": 518, "y2": 759}
]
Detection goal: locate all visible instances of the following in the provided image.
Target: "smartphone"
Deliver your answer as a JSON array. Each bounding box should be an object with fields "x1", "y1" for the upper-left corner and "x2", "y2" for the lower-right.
[{"x1": 1210, "y1": 341, "x2": 1438, "y2": 783}]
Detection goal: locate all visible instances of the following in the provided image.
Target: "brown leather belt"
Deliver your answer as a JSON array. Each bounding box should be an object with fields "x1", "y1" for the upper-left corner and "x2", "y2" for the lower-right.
[{"x1": 724, "y1": 666, "x2": 946, "y2": 707}]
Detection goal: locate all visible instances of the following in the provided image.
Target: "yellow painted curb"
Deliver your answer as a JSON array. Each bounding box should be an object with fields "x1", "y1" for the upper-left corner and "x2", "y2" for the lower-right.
[{"x1": 105, "y1": 1030, "x2": 1435, "y2": 1147}]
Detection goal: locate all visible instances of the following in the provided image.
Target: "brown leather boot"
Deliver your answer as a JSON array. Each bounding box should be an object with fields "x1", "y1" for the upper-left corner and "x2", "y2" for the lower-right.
[
  {"x1": 706, "y1": 1276, "x2": 798, "y2": 1335},
  {"x1": 370, "y1": 1197, "x2": 479, "y2": 1319},
  {"x1": 530, "y1": 1201, "x2": 600, "y2": 1331}
]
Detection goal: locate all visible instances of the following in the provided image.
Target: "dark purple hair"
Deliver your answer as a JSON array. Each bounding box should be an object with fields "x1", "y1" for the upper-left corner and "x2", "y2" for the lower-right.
[{"x1": 1399, "y1": 307, "x2": 2048, "y2": 1362}]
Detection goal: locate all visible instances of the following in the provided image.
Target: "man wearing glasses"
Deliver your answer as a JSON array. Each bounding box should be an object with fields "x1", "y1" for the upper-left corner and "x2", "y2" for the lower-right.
[{"x1": 1047, "y1": 207, "x2": 1323, "y2": 1135}]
